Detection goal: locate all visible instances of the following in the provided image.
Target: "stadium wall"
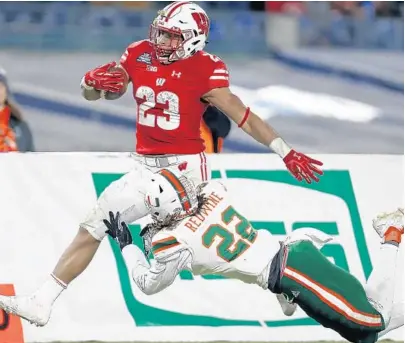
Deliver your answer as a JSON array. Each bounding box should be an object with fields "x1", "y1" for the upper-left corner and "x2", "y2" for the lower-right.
[{"x1": 0, "y1": 153, "x2": 402, "y2": 342}]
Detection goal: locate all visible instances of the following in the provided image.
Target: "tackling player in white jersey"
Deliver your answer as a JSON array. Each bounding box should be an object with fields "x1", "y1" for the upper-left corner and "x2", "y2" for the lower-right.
[{"x1": 105, "y1": 169, "x2": 403, "y2": 343}]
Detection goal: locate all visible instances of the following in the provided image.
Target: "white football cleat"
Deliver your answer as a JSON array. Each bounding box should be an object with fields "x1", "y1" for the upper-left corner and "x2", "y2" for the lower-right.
[
  {"x1": 276, "y1": 293, "x2": 298, "y2": 316},
  {"x1": 372, "y1": 208, "x2": 404, "y2": 242},
  {"x1": 0, "y1": 294, "x2": 51, "y2": 327}
]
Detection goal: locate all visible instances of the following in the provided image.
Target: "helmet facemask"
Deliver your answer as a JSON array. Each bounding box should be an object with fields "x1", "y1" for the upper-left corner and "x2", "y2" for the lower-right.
[{"x1": 150, "y1": 22, "x2": 195, "y2": 64}]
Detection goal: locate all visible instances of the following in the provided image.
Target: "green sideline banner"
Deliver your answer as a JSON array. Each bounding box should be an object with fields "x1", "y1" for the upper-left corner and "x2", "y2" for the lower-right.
[{"x1": 0, "y1": 153, "x2": 402, "y2": 342}]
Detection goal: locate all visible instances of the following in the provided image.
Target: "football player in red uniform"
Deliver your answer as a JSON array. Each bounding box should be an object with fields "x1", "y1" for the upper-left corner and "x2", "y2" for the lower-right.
[{"x1": 0, "y1": 2, "x2": 323, "y2": 326}]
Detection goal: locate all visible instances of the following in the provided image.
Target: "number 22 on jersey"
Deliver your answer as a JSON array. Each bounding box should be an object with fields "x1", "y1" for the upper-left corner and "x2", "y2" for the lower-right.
[
  {"x1": 136, "y1": 86, "x2": 180, "y2": 130},
  {"x1": 202, "y1": 206, "x2": 257, "y2": 262}
]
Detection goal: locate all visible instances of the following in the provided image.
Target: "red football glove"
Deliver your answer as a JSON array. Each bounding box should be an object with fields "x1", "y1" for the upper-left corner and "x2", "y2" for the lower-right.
[
  {"x1": 283, "y1": 150, "x2": 323, "y2": 184},
  {"x1": 83, "y1": 62, "x2": 126, "y2": 93}
]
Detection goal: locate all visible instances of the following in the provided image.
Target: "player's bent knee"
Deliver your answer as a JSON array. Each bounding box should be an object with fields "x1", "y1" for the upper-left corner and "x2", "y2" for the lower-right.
[
  {"x1": 80, "y1": 204, "x2": 108, "y2": 241},
  {"x1": 80, "y1": 221, "x2": 107, "y2": 242},
  {"x1": 79, "y1": 180, "x2": 123, "y2": 242},
  {"x1": 79, "y1": 167, "x2": 150, "y2": 242}
]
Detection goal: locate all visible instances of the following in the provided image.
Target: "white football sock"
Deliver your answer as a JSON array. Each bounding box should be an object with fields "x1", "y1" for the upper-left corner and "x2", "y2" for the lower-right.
[
  {"x1": 33, "y1": 274, "x2": 66, "y2": 306},
  {"x1": 365, "y1": 243, "x2": 398, "y2": 325}
]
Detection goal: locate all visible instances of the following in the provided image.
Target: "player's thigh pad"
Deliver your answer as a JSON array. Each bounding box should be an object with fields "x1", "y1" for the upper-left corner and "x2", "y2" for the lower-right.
[
  {"x1": 80, "y1": 164, "x2": 152, "y2": 241},
  {"x1": 178, "y1": 152, "x2": 211, "y2": 184},
  {"x1": 280, "y1": 241, "x2": 384, "y2": 337}
]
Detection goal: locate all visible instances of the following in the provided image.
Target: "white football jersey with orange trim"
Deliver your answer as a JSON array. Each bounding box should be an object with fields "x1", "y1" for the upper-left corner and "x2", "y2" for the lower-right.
[{"x1": 151, "y1": 180, "x2": 281, "y2": 288}]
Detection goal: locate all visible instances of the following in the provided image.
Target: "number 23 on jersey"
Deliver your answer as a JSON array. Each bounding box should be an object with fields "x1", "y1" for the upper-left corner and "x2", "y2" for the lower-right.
[
  {"x1": 135, "y1": 53, "x2": 222, "y2": 132},
  {"x1": 202, "y1": 206, "x2": 257, "y2": 262},
  {"x1": 136, "y1": 86, "x2": 180, "y2": 131}
]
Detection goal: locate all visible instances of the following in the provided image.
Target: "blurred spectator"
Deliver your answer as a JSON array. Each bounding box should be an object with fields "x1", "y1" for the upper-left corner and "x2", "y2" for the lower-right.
[
  {"x1": 0, "y1": 73, "x2": 18, "y2": 152},
  {"x1": 0, "y1": 69, "x2": 34, "y2": 152},
  {"x1": 330, "y1": 1, "x2": 403, "y2": 18},
  {"x1": 373, "y1": 1, "x2": 404, "y2": 17},
  {"x1": 265, "y1": 1, "x2": 306, "y2": 15},
  {"x1": 204, "y1": 1, "x2": 250, "y2": 11},
  {"x1": 91, "y1": 1, "x2": 151, "y2": 9},
  {"x1": 249, "y1": 1, "x2": 265, "y2": 12},
  {"x1": 201, "y1": 106, "x2": 231, "y2": 154},
  {"x1": 330, "y1": 1, "x2": 363, "y2": 17},
  {"x1": 300, "y1": 1, "x2": 403, "y2": 47}
]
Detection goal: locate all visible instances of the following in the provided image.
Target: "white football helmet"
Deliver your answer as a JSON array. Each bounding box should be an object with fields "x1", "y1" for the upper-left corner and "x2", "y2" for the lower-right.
[
  {"x1": 145, "y1": 168, "x2": 199, "y2": 224},
  {"x1": 149, "y1": 1, "x2": 210, "y2": 64}
]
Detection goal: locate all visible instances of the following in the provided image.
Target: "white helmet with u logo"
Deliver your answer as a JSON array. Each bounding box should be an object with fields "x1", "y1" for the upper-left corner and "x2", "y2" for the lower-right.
[{"x1": 145, "y1": 168, "x2": 199, "y2": 224}]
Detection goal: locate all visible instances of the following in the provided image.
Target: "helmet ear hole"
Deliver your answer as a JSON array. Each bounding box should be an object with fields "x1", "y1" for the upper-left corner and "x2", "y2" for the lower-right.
[{"x1": 159, "y1": 185, "x2": 164, "y2": 193}]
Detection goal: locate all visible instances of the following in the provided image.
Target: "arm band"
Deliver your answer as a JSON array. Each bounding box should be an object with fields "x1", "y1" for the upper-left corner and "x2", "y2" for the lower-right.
[{"x1": 238, "y1": 107, "x2": 250, "y2": 128}]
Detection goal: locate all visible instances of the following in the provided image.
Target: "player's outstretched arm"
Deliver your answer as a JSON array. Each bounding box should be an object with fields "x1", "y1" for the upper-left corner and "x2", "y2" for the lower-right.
[
  {"x1": 203, "y1": 87, "x2": 323, "y2": 184},
  {"x1": 103, "y1": 212, "x2": 191, "y2": 295},
  {"x1": 125, "y1": 247, "x2": 192, "y2": 295}
]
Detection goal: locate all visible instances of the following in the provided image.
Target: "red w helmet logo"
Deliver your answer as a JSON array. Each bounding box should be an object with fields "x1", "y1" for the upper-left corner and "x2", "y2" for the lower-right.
[
  {"x1": 178, "y1": 162, "x2": 188, "y2": 172},
  {"x1": 191, "y1": 12, "x2": 210, "y2": 36}
]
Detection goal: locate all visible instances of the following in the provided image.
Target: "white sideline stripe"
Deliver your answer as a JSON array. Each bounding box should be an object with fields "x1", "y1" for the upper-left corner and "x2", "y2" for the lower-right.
[
  {"x1": 209, "y1": 76, "x2": 229, "y2": 80},
  {"x1": 284, "y1": 267, "x2": 382, "y2": 325},
  {"x1": 214, "y1": 69, "x2": 228, "y2": 74},
  {"x1": 12, "y1": 82, "x2": 135, "y2": 119},
  {"x1": 11, "y1": 82, "x2": 379, "y2": 124}
]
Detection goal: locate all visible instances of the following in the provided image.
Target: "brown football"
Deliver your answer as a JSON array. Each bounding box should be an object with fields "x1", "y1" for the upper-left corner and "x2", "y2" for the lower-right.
[{"x1": 101, "y1": 66, "x2": 129, "y2": 100}]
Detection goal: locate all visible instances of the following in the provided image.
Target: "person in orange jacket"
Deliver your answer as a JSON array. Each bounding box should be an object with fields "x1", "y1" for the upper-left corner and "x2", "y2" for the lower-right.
[
  {"x1": 0, "y1": 74, "x2": 18, "y2": 152},
  {"x1": 201, "y1": 105, "x2": 231, "y2": 153}
]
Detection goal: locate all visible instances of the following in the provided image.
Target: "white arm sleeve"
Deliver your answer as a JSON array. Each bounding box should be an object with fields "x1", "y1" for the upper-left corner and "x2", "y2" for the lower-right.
[{"x1": 122, "y1": 244, "x2": 192, "y2": 295}]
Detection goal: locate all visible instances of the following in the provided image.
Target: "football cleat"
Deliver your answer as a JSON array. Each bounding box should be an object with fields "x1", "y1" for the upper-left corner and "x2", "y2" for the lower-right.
[
  {"x1": 0, "y1": 294, "x2": 51, "y2": 327},
  {"x1": 372, "y1": 208, "x2": 404, "y2": 244}
]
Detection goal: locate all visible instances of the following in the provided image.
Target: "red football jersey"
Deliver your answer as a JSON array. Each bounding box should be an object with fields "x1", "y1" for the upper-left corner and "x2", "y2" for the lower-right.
[{"x1": 120, "y1": 40, "x2": 230, "y2": 155}]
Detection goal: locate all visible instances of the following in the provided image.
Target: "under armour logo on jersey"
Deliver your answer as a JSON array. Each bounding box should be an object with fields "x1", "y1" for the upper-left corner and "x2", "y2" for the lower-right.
[
  {"x1": 172, "y1": 71, "x2": 182, "y2": 78},
  {"x1": 156, "y1": 78, "x2": 166, "y2": 86},
  {"x1": 178, "y1": 162, "x2": 188, "y2": 172}
]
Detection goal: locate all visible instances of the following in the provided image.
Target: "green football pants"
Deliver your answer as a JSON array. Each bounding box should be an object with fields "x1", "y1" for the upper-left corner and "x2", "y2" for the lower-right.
[{"x1": 280, "y1": 241, "x2": 385, "y2": 343}]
